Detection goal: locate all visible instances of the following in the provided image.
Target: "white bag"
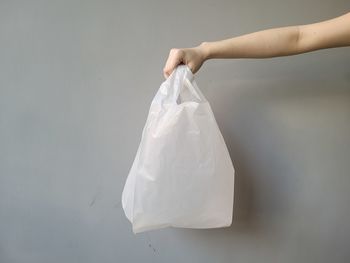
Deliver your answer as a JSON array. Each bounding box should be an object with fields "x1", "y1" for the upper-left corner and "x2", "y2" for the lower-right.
[{"x1": 122, "y1": 65, "x2": 234, "y2": 233}]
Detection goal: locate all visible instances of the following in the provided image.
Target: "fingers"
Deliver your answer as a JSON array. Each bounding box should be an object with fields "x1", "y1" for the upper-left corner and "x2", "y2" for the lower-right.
[
  {"x1": 163, "y1": 48, "x2": 184, "y2": 79},
  {"x1": 163, "y1": 47, "x2": 204, "y2": 78}
]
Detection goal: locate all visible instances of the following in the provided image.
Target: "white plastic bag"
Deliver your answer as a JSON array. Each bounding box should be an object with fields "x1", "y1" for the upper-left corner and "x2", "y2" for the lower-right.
[{"x1": 122, "y1": 65, "x2": 234, "y2": 233}]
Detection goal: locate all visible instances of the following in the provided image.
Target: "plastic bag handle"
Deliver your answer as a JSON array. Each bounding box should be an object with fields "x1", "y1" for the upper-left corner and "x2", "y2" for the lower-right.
[{"x1": 174, "y1": 65, "x2": 206, "y2": 104}]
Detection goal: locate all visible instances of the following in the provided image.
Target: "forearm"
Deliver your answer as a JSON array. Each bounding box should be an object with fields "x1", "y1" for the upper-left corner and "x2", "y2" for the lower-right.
[
  {"x1": 200, "y1": 12, "x2": 350, "y2": 61},
  {"x1": 200, "y1": 26, "x2": 302, "y2": 59}
]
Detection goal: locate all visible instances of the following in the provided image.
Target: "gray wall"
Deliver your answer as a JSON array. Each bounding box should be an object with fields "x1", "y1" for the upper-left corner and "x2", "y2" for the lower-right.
[{"x1": 1, "y1": 0, "x2": 350, "y2": 262}]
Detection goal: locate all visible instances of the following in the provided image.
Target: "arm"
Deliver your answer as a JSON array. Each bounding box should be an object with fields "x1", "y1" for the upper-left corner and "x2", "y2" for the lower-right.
[
  {"x1": 203, "y1": 12, "x2": 350, "y2": 59},
  {"x1": 163, "y1": 12, "x2": 350, "y2": 78}
]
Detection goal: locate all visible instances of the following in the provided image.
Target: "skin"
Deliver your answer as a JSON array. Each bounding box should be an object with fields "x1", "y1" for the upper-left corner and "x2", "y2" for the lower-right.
[{"x1": 163, "y1": 12, "x2": 350, "y2": 79}]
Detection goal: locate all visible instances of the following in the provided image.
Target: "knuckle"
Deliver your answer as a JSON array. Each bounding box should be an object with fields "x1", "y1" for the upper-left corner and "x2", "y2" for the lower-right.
[{"x1": 170, "y1": 48, "x2": 182, "y2": 56}]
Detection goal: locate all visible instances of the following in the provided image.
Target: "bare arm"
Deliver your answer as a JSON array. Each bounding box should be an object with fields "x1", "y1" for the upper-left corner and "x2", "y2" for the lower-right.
[{"x1": 163, "y1": 12, "x2": 350, "y2": 78}]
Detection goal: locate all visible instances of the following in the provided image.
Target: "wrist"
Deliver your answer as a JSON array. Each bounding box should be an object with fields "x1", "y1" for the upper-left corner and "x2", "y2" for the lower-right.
[{"x1": 198, "y1": 42, "x2": 211, "y2": 61}]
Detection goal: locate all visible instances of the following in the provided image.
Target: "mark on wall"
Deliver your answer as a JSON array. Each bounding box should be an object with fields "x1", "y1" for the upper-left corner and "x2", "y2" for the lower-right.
[
  {"x1": 146, "y1": 233, "x2": 158, "y2": 254},
  {"x1": 89, "y1": 191, "x2": 101, "y2": 207}
]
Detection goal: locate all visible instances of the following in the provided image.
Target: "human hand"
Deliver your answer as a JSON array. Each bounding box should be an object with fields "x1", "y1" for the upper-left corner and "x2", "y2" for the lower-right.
[{"x1": 163, "y1": 43, "x2": 208, "y2": 79}]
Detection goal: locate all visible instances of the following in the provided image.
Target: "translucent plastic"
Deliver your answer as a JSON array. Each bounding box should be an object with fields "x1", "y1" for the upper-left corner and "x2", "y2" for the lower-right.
[{"x1": 122, "y1": 65, "x2": 235, "y2": 233}]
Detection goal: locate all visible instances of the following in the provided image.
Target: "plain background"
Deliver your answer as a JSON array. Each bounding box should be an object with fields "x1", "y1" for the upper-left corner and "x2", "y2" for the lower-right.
[{"x1": 1, "y1": 0, "x2": 350, "y2": 262}]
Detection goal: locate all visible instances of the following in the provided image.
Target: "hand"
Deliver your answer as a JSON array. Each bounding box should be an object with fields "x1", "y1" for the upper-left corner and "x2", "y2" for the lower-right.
[{"x1": 163, "y1": 43, "x2": 208, "y2": 79}]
